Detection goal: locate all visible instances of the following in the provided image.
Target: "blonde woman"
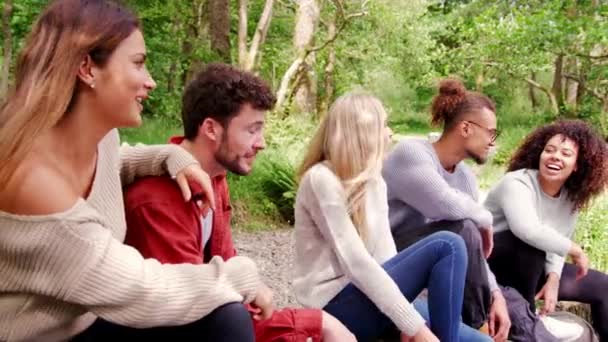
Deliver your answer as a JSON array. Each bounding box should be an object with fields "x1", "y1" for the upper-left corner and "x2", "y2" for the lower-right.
[
  {"x1": 0, "y1": 0, "x2": 269, "y2": 340},
  {"x1": 293, "y1": 92, "x2": 468, "y2": 342}
]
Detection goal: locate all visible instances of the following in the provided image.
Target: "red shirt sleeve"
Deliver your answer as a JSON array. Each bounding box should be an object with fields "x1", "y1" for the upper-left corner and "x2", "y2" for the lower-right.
[
  {"x1": 125, "y1": 200, "x2": 203, "y2": 265},
  {"x1": 252, "y1": 307, "x2": 323, "y2": 342}
]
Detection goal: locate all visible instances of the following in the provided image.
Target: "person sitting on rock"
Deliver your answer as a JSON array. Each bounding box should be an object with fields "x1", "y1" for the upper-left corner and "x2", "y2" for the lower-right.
[
  {"x1": 292, "y1": 91, "x2": 476, "y2": 342},
  {"x1": 484, "y1": 120, "x2": 608, "y2": 340},
  {"x1": 122, "y1": 63, "x2": 355, "y2": 342},
  {"x1": 382, "y1": 78, "x2": 511, "y2": 341}
]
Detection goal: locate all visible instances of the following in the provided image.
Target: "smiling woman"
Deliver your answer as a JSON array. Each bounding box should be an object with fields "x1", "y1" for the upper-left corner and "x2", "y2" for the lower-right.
[
  {"x1": 0, "y1": 0, "x2": 263, "y2": 341},
  {"x1": 87, "y1": 29, "x2": 157, "y2": 128},
  {"x1": 484, "y1": 120, "x2": 608, "y2": 340}
]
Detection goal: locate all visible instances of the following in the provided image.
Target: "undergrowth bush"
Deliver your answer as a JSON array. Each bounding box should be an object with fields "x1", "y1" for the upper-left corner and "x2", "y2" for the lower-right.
[{"x1": 228, "y1": 114, "x2": 316, "y2": 230}]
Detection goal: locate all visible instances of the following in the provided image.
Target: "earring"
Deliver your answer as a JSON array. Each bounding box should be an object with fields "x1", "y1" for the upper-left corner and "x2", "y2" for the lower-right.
[{"x1": 90, "y1": 82, "x2": 95, "y2": 89}]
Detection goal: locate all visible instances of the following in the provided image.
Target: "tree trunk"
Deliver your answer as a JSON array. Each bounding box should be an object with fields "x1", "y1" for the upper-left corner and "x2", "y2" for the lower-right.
[
  {"x1": 241, "y1": 0, "x2": 274, "y2": 71},
  {"x1": 318, "y1": 18, "x2": 336, "y2": 117},
  {"x1": 183, "y1": 1, "x2": 206, "y2": 86},
  {"x1": 276, "y1": 56, "x2": 305, "y2": 111},
  {"x1": 528, "y1": 71, "x2": 538, "y2": 109},
  {"x1": 475, "y1": 68, "x2": 484, "y2": 92},
  {"x1": 565, "y1": 57, "x2": 579, "y2": 112},
  {"x1": 238, "y1": 0, "x2": 248, "y2": 68},
  {"x1": 1, "y1": 0, "x2": 13, "y2": 101},
  {"x1": 292, "y1": 0, "x2": 319, "y2": 114},
  {"x1": 565, "y1": 78, "x2": 579, "y2": 109},
  {"x1": 275, "y1": 0, "x2": 366, "y2": 113},
  {"x1": 209, "y1": 0, "x2": 231, "y2": 63},
  {"x1": 551, "y1": 54, "x2": 565, "y2": 115},
  {"x1": 525, "y1": 77, "x2": 559, "y2": 115},
  {"x1": 600, "y1": 98, "x2": 608, "y2": 137}
]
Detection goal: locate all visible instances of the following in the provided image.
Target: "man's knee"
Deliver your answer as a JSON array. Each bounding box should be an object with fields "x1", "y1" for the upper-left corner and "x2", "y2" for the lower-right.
[
  {"x1": 200, "y1": 302, "x2": 254, "y2": 341},
  {"x1": 209, "y1": 302, "x2": 252, "y2": 325},
  {"x1": 456, "y1": 219, "x2": 483, "y2": 250}
]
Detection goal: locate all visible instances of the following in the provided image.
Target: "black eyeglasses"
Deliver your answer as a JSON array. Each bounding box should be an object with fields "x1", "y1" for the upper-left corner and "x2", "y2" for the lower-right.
[{"x1": 464, "y1": 120, "x2": 499, "y2": 142}]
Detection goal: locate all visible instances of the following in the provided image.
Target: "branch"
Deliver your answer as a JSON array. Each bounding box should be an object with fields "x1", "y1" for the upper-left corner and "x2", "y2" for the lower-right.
[
  {"x1": 249, "y1": 0, "x2": 274, "y2": 56},
  {"x1": 306, "y1": 4, "x2": 367, "y2": 54},
  {"x1": 575, "y1": 53, "x2": 608, "y2": 60},
  {"x1": 523, "y1": 77, "x2": 551, "y2": 95}
]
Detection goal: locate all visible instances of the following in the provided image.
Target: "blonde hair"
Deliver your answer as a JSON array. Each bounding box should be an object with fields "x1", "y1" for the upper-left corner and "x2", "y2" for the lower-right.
[
  {"x1": 298, "y1": 92, "x2": 388, "y2": 241},
  {"x1": 0, "y1": 0, "x2": 139, "y2": 185}
]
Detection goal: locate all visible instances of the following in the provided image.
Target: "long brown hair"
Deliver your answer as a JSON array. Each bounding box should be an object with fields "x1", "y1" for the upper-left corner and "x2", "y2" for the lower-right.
[{"x1": 0, "y1": 0, "x2": 139, "y2": 185}]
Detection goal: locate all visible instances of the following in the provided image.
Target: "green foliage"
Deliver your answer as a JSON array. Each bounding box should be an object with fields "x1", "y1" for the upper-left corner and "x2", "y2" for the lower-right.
[
  {"x1": 119, "y1": 117, "x2": 181, "y2": 145},
  {"x1": 3, "y1": 0, "x2": 607, "y2": 265},
  {"x1": 255, "y1": 151, "x2": 298, "y2": 224},
  {"x1": 575, "y1": 194, "x2": 608, "y2": 272},
  {"x1": 227, "y1": 152, "x2": 296, "y2": 230},
  {"x1": 229, "y1": 114, "x2": 315, "y2": 230}
]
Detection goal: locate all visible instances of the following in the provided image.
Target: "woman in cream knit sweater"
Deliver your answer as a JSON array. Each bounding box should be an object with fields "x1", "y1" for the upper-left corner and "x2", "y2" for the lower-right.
[
  {"x1": 293, "y1": 92, "x2": 469, "y2": 342},
  {"x1": 0, "y1": 1, "x2": 268, "y2": 341}
]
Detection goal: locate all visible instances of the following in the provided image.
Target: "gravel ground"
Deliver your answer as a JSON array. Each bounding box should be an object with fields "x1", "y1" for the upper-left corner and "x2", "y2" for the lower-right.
[{"x1": 233, "y1": 227, "x2": 300, "y2": 308}]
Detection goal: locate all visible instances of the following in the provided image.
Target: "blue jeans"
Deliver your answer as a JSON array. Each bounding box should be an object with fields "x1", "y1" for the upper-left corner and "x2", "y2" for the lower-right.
[
  {"x1": 323, "y1": 231, "x2": 467, "y2": 342},
  {"x1": 413, "y1": 298, "x2": 492, "y2": 342}
]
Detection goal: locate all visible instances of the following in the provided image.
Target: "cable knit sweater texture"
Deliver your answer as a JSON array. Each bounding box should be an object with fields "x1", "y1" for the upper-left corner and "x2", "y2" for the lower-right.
[
  {"x1": 293, "y1": 163, "x2": 426, "y2": 337},
  {"x1": 0, "y1": 129, "x2": 261, "y2": 342}
]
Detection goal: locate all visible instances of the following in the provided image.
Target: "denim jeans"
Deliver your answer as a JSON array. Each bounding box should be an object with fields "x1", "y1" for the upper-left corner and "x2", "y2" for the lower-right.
[
  {"x1": 393, "y1": 219, "x2": 492, "y2": 328},
  {"x1": 323, "y1": 231, "x2": 467, "y2": 342},
  {"x1": 413, "y1": 298, "x2": 492, "y2": 342}
]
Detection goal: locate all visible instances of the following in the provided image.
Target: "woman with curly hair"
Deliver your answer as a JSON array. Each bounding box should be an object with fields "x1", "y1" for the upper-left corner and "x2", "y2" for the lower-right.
[{"x1": 483, "y1": 120, "x2": 608, "y2": 339}]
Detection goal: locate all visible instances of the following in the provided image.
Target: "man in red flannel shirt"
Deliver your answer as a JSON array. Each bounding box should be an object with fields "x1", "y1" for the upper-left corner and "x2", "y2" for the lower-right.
[{"x1": 123, "y1": 63, "x2": 354, "y2": 342}]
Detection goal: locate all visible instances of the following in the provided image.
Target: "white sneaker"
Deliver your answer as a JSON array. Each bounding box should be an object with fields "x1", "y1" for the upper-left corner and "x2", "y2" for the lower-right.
[{"x1": 540, "y1": 315, "x2": 584, "y2": 342}]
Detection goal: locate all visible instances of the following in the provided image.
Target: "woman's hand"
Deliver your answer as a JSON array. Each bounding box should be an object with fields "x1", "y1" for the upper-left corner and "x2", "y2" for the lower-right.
[
  {"x1": 174, "y1": 164, "x2": 216, "y2": 210},
  {"x1": 480, "y1": 225, "x2": 494, "y2": 258},
  {"x1": 250, "y1": 283, "x2": 275, "y2": 321},
  {"x1": 401, "y1": 326, "x2": 439, "y2": 342},
  {"x1": 535, "y1": 272, "x2": 560, "y2": 315},
  {"x1": 569, "y1": 243, "x2": 589, "y2": 280}
]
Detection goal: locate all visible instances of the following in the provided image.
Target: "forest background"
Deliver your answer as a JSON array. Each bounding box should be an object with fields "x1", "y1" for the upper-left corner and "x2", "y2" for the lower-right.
[{"x1": 1, "y1": 0, "x2": 606, "y2": 271}]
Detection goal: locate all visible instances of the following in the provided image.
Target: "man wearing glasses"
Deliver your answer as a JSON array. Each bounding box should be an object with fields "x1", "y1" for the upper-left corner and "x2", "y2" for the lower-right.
[{"x1": 382, "y1": 79, "x2": 511, "y2": 341}]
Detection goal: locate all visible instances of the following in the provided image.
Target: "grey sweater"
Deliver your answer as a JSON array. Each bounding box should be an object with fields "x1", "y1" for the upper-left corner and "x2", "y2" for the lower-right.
[
  {"x1": 382, "y1": 138, "x2": 498, "y2": 291},
  {"x1": 293, "y1": 163, "x2": 426, "y2": 336},
  {"x1": 484, "y1": 169, "x2": 577, "y2": 276},
  {"x1": 383, "y1": 138, "x2": 492, "y2": 229}
]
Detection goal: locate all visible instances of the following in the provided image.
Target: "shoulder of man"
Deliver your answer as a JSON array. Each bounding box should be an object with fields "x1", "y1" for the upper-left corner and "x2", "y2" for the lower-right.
[
  {"x1": 123, "y1": 175, "x2": 184, "y2": 212},
  {"x1": 387, "y1": 138, "x2": 435, "y2": 164}
]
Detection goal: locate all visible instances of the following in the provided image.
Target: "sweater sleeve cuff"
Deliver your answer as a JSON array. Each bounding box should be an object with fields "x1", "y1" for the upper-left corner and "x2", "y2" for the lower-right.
[
  {"x1": 486, "y1": 261, "x2": 500, "y2": 292},
  {"x1": 166, "y1": 145, "x2": 200, "y2": 177},
  {"x1": 392, "y1": 302, "x2": 427, "y2": 336},
  {"x1": 215, "y1": 255, "x2": 261, "y2": 304},
  {"x1": 474, "y1": 208, "x2": 493, "y2": 228},
  {"x1": 545, "y1": 254, "x2": 566, "y2": 278},
  {"x1": 554, "y1": 238, "x2": 572, "y2": 257}
]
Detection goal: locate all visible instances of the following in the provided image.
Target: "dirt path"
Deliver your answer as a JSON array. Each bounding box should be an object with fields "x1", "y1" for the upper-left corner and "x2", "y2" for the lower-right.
[{"x1": 233, "y1": 227, "x2": 299, "y2": 308}]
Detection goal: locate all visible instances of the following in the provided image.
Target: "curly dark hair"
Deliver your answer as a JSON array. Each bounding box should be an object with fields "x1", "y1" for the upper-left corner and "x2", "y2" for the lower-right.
[
  {"x1": 181, "y1": 63, "x2": 276, "y2": 140},
  {"x1": 431, "y1": 78, "x2": 496, "y2": 130},
  {"x1": 508, "y1": 120, "x2": 608, "y2": 212}
]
